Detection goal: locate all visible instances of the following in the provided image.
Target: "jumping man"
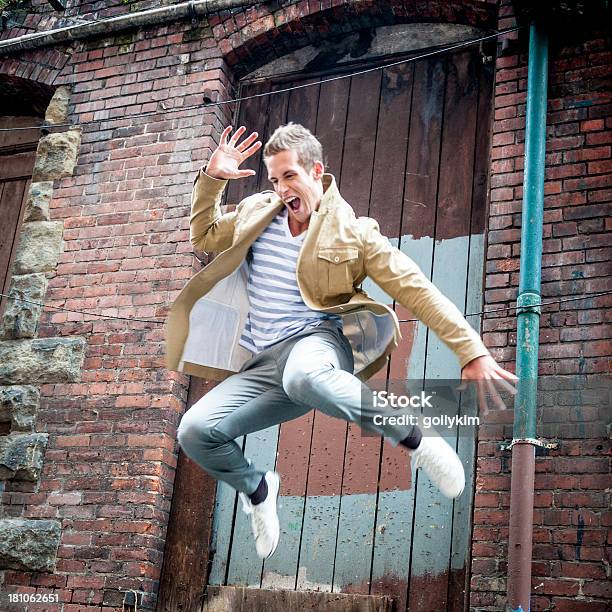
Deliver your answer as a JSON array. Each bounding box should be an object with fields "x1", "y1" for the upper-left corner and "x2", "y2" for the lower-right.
[{"x1": 166, "y1": 124, "x2": 518, "y2": 559}]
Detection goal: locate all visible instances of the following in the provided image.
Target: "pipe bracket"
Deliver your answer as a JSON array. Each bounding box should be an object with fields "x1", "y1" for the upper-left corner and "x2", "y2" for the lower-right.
[
  {"x1": 516, "y1": 292, "x2": 541, "y2": 315},
  {"x1": 500, "y1": 437, "x2": 558, "y2": 451}
]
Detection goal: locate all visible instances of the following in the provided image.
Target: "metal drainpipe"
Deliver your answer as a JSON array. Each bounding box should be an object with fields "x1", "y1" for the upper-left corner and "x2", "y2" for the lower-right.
[{"x1": 506, "y1": 20, "x2": 548, "y2": 612}]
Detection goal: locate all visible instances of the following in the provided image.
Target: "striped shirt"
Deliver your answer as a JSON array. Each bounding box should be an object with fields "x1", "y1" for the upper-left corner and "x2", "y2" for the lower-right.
[{"x1": 239, "y1": 208, "x2": 341, "y2": 354}]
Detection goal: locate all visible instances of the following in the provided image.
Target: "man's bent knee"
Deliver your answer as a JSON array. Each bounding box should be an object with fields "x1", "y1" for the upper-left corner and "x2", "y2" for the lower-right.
[
  {"x1": 177, "y1": 414, "x2": 226, "y2": 453},
  {"x1": 282, "y1": 363, "x2": 334, "y2": 404}
]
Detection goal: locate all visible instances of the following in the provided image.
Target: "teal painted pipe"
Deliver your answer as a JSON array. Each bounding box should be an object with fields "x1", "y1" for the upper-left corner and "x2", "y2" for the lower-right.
[
  {"x1": 506, "y1": 20, "x2": 548, "y2": 612},
  {"x1": 514, "y1": 20, "x2": 548, "y2": 439}
]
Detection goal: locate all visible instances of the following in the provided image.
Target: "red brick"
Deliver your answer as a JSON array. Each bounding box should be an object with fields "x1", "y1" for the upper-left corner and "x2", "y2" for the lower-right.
[
  {"x1": 67, "y1": 575, "x2": 106, "y2": 590},
  {"x1": 550, "y1": 599, "x2": 608, "y2": 612},
  {"x1": 553, "y1": 561, "x2": 607, "y2": 580},
  {"x1": 586, "y1": 130, "x2": 612, "y2": 145},
  {"x1": 581, "y1": 119, "x2": 605, "y2": 131},
  {"x1": 582, "y1": 581, "x2": 612, "y2": 598},
  {"x1": 539, "y1": 578, "x2": 581, "y2": 596},
  {"x1": 563, "y1": 145, "x2": 610, "y2": 162}
]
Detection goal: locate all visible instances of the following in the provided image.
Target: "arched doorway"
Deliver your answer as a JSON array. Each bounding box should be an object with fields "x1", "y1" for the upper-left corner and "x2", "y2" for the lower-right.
[{"x1": 160, "y1": 22, "x2": 495, "y2": 612}]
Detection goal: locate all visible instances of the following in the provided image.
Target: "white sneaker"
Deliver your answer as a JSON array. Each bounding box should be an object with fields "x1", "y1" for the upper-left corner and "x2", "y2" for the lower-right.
[
  {"x1": 409, "y1": 431, "x2": 465, "y2": 499},
  {"x1": 239, "y1": 471, "x2": 280, "y2": 559}
]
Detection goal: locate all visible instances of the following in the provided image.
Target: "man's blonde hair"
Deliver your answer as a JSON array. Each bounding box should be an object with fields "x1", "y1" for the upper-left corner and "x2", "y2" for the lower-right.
[{"x1": 264, "y1": 122, "x2": 323, "y2": 171}]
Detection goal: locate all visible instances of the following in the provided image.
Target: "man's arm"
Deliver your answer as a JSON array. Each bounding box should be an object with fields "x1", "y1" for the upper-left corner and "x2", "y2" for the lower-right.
[
  {"x1": 190, "y1": 126, "x2": 262, "y2": 253},
  {"x1": 361, "y1": 218, "x2": 488, "y2": 368},
  {"x1": 361, "y1": 218, "x2": 518, "y2": 411},
  {"x1": 190, "y1": 172, "x2": 235, "y2": 253}
]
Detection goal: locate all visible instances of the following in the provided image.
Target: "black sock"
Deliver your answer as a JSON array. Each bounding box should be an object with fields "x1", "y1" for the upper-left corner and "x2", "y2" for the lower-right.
[
  {"x1": 248, "y1": 475, "x2": 268, "y2": 505},
  {"x1": 400, "y1": 426, "x2": 422, "y2": 450}
]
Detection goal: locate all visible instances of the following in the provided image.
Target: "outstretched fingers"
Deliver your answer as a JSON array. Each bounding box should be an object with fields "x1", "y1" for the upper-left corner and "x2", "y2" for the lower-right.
[
  {"x1": 476, "y1": 380, "x2": 488, "y2": 417},
  {"x1": 220, "y1": 125, "x2": 233, "y2": 146},
  {"x1": 493, "y1": 374, "x2": 518, "y2": 397},
  {"x1": 485, "y1": 376, "x2": 508, "y2": 412},
  {"x1": 236, "y1": 130, "x2": 259, "y2": 152},
  {"x1": 229, "y1": 125, "x2": 247, "y2": 146},
  {"x1": 234, "y1": 168, "x2": 257, "y2": 178},
  {"x1": 241, "y1": 141, "x2": 262, "y2": 160}
]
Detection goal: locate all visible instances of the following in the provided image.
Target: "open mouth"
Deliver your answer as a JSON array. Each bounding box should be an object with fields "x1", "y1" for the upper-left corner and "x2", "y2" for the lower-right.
[{"x1": 286, "y1": 197, "x2": 302, "y2": 214}]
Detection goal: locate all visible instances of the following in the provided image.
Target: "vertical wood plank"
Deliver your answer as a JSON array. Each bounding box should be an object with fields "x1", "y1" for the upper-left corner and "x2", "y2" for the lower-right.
[
  {"x1": 367, "y1": 60, "x2": 415, "y2": 608},
  {"x1": 261, "y1": 77, "x2": 321, "y2": 590},
  {"x1": 332, "y1": 69, "x2": 383, "y2": 594},
  {"x1": 315, "y1": 77, "x2": 351, "y2": 181},
  {"x1": 254, "y1": 85, "x2": 291, "y2": 193},
  {"x1": 369, "y1": 55, "x2": 447, "y2": 610},
  {"x1": 398, "y1": 54, "x2": 448, "y2": 383},
  {"x1": 158, "y1": 378, "x2": 219, "y2": 612},
  {"x1": 338, "y1": 71, "x2": 382, "y2": 217},
  {"x1": 295, "y1": 75, "x2": 351, "y2": 592},
  {"x1": 208, "y1": 477, "x2": 240, "y2": 585},
  {"x1": 262, "y1": 411, "x2": 315, "y2": 589},
  {"x1": 225, "y1": 82, "x2": 271, "y2": 207},
  {"x1": 0, "y1": 179, "x2": 28, "y2": 315},
  {"x1": 408, "y1": 49, "x2": 480, "y2": 612},
  {"x1": 225, "y1": 426, "x2": 278, "y2": 587},
  {"x1": 296, "y1": 412, "x2": 347, "y2": 591},
  {"x1": 448, "y1": 54, "x2": 494, "y2": 612}
]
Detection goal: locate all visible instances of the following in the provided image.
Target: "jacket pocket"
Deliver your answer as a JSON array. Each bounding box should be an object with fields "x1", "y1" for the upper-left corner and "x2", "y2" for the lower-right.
[{"x1": 317, "y1": 247, "x2": 359, "y2": 295}]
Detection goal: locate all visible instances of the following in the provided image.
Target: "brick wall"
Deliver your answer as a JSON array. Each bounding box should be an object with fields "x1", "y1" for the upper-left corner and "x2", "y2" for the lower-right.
[
  {"x1": 1, "y1": 17, "x2": 234, "y2": 611},
  {"x1": 472, "y1": 1, "x2": 611, "y2": 610}
]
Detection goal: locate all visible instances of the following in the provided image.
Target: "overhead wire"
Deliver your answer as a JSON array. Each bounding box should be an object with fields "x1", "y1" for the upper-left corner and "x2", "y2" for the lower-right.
[
  {"x1": 1, "y1": 291, "x2": 610, "y2": 327},
  {"x1": 0, "y1": 25, "x2": 522, "y2": 133}
]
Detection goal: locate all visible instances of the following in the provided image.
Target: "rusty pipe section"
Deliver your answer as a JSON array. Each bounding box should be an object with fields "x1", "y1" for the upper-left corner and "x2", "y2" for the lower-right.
[
  {"x1": 506, "y1": 19, "x2": 548, "y2": 612},
  {"x1": 507, "y1": 443, "x2": 536, "y2": 611}
]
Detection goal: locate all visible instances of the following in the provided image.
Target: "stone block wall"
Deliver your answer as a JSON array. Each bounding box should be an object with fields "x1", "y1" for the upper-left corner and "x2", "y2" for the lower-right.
[
  {"x1": 470, "y1": 1, "x2": 611, "y2": 611},
  {"x1": 0, "y1": 87, "x2": 86, "y2": 590}
]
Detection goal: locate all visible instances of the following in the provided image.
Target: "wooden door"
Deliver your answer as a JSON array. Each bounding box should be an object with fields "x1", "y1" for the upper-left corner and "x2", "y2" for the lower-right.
[
  {"x1": 0, "y1": 118, "x2": 40, "y2": 318},
  {"x1": 203, "y1": 48, "x2": 492, "y2": 611}
]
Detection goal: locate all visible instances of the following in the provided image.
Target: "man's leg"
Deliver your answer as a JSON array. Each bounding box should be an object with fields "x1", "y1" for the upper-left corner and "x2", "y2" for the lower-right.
[
  {"x1": 281, "y1": 327, "x2": 465, "y2": 498},
  {"x1": 177, "y1": 358, "x2": 310, "y2": 497},
  {"x1": 281, "y1": 328, "x2": 419, "y2": 444}
]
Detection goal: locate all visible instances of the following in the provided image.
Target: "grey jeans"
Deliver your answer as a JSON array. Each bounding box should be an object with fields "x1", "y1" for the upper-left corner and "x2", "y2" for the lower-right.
[{"x1": 177, "y1": 322, "x2": 411, "y2": 495}]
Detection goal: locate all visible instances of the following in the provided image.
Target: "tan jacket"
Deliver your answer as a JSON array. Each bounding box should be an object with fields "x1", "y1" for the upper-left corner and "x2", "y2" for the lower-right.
[{"x1": 165, "y1": 171, "x2": 489, "y2": 381}]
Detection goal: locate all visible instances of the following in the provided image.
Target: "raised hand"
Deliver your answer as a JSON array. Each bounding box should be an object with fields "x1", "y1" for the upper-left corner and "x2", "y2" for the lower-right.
[
  {"x1": 460, "y1": 354, "x2": 519, "y2": 416},
  {"x1": 206, "y1": 125, "x2": 262, "y2": 180}
]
